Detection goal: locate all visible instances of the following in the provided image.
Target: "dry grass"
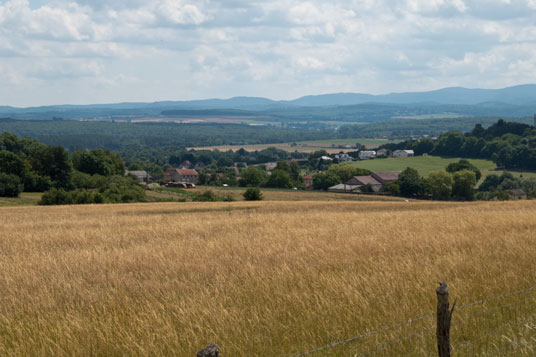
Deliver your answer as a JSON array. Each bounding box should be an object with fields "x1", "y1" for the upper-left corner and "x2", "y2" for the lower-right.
[{"x1": 0, "y1": 200, "x2": 535, "y2": 356}]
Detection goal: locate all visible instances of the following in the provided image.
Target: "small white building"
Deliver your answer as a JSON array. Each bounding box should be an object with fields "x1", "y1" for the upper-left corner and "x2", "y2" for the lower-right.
[
  {"x1": 393, "y1": 150, "x2": 415, "y2": 158},
  {"x1": 376, "y1": 149, "x2": 388, "y2": 157},
  {"x1": 320, "y1": 156, "x2": 333, "y2": 161},
  {"x1": 359, "y1": 151, "x2": 376, "y2": 160},
  {"x1": 125, "y1": 170, "x2": 150, "y2": 184},
  {"x1": 265, "y1": 162, "x2": 278, "y2": 171}
]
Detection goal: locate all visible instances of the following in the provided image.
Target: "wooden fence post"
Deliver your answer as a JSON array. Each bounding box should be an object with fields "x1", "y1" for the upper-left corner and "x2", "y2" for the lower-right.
[
  {"x1": 197, "y1": 344, "x2": 219, "y2": 357},
  {"x1": 436, "y1": 282, "x2": 455, "y2": 357}
]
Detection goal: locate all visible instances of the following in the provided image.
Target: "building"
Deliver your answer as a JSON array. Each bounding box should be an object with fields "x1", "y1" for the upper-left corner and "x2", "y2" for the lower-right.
[
  {"x1": 179, "y1": 160, "x2": 193, "y2": 169},
  {"x1": 125, "y1": 170, "x2": 150, "y2": 184},
  {"x1": 359, "y1": 151, "x2": 376, "y2": 160},
  {"x1": 345, "y1": 175, "x2": 382, "y2": 192},
  {"x1": 393, "y1": 150, "x2": 415, "y2": 158},
  {"x1": 371, "y1": 171, "x2": 401, "y2": 184},
  {"x1": 510, "y1": 189, "x2": 527, "y2": 200},
  {"x1": 172, "y1": 169, "x2": 199, "y2": 184},
  {"x1": 320, "y1": 156, "x2": 333, "y2": 161},
  {"x1": 335, "y1": 153, "x2": 353, "y2": 162},
  {"x1": 376, "y1": 149, "x2": 388, "y2": 158},
  {"x1": 266, "y1": 162, "x2": 277, "y2": 171},
  {"x1": 328, "y1": 184, "x2": 361, "y2": 193},
  {"x1": 163, "y1": 167, "x2": 177, "y2": 182},
  {"x1": 302, "y1": 173, "x2": 318, "y2": 188}
]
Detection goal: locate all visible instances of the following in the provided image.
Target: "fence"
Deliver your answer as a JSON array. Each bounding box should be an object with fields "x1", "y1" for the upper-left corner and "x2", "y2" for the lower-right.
[{"x1": 197, "y1": 282, "x2": 536, "y2": 356}]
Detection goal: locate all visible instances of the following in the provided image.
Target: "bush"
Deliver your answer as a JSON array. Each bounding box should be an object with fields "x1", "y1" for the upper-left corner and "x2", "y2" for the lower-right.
[
  {"x1": 243, "y1": 187, "x2": 263, "y2": 201},
  {"x1": 39, "y1": 188, "x2": 104, "y2": 205},
  {"x1": 192, "y1": 190, "x2": 219, "y2": 202},
  {"x1": 0, "y1": 173, "x2": 23, "y2": 197}
]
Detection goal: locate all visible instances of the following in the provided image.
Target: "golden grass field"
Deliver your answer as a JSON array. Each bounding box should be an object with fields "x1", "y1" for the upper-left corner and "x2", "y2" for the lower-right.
[{"x1": 1, "y1": 200, "x2": 536, "y2": 356}]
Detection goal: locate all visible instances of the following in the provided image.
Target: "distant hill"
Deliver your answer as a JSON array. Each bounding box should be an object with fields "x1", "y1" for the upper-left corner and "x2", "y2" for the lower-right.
[
  {"x1": 289, "y1": 84, "x2": 536, "y2": 106},
  {"x1": 1, "y1": 85, "x2": 535, "y2": 121}
]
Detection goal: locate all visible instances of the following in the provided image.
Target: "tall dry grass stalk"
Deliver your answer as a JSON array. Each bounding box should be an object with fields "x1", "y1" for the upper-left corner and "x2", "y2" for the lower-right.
[{"x1": 0, "y1": 200, "x2": 535, "y2": 355}]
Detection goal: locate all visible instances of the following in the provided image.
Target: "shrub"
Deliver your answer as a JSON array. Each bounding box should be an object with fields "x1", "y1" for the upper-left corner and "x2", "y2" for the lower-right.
[
  {"x1": 243, "y1": 187, "x2": 263, "y2": 201},
  {"x1": 0, "y1": 173, "x2": 23, "y2": 197},
  {"x1": 192, "y1": 190, "x2": 219, "y2": 202}
]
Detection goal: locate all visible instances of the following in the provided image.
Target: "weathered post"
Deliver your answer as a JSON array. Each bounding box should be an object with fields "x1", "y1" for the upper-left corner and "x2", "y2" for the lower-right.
[
  {"x1": 436, "y1": 282, "x2": 455, "y2": 357},
  {"x1": 197, "y1": 344, "x2": 219, "y2": 357}
]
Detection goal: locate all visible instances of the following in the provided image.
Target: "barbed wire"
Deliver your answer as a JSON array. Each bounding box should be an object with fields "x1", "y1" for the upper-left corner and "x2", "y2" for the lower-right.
[
  {"x1": 292, "y1": 312, "x2": 434, "y2": 356},
  {"x1": 358, "y1": 324, "x2": 435, "y2": 357},
  {"x1": 292, "y1": 283, "x2": 536, "y2": 356},
  {"x1": 457, "y1": 283, "x2": 536, "y2": 310},
  {"x1": 452, "y1": 315, "x2": 536, "y2": 352},
  {"x1": 453, "y1": 295, "x2": 535, "y2": 326}
]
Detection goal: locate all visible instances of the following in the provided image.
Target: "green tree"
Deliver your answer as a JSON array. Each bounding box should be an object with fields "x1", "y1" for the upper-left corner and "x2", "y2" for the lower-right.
[
  {"x1": 72, "y1": 149, "x2": 124, "y2": 176},
  {"x1": 327, "y1": 163, "x2": 371, "y2": 183},
  {"x1": 0, "y1": 173, "x2": 23, "y2": 197},
  {"x1": 426, "y1": 170, "x2": 453, "y2": 200},
  {"x1": 397, "y1": 167, "x2": 425, "y2": 197},
  {"x1": 239, "y1": 167, "x2": 267, "y2": 187},
  {"x1": 265, "y1": 169, "x2": 293, "y2": 189},
  {"x1": 446, "y1": 159, "x2": 482, "y2": 181},
  {"x1": 312, "y1": 172, "x2": 340, "y2": 190},
  {"x1": 0, "y1": 150, "x2": 25, "y2": 176},
  {"x1": 452, "y1": 170, "x2": 477, "y2": 201},
  {"x1": 243, "y1": 187, "x2": 263, "y2": 201}
]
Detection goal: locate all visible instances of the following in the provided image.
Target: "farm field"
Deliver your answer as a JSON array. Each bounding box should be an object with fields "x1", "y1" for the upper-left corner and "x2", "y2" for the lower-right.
[
  {"x1": 190, "y1": 138, "x2": 400, "y2": 153},
  {"x1": 0, "y1": 200, "x2": 535, "y2": 355},
  {"x1": 351, "y1": 155, "x2": 536, "y2": 180}
]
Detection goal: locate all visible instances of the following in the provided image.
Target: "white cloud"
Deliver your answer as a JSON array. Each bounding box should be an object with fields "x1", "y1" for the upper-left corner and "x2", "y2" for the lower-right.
[{"x1": 0, "y1": 0, "x2": 535, "y2": 106}]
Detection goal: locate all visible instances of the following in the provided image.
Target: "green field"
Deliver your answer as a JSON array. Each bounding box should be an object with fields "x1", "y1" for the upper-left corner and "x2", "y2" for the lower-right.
[
  {"x1": 350, "y1": 156, "x2": 536, "y2": 180},
  {"x1": 191, "y1": 138, "x2": 400, "y2": 153},
  {"x1": 0, "y1": 192, "x2": 42, "y2": 207}
]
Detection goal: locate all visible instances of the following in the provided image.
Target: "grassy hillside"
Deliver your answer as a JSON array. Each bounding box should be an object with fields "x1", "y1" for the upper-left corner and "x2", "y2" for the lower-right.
[
  {"x1": 0, "y1": 201, "x2": 535, "y2": 355},
  {"x1": 351, "y1": 156, "x2": 495, "y2": 176}
]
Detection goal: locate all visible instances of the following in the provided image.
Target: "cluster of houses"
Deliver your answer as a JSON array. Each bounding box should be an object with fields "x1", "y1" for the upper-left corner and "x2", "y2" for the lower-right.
[
  {"x1": 357, "y1": 149, "x2": 414, "y2": 161},
  {"x1": 330, "y1": 171, "x2": 401, "y2": 193},
  {"x1": 302, "y1": 171, "x2": 402, "y2": 194}
]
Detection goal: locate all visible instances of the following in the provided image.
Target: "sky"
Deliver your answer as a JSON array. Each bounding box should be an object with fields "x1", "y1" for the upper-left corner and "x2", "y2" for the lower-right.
[{"x1": 0, "y1": 0, "x2": 536, "y2": 107}]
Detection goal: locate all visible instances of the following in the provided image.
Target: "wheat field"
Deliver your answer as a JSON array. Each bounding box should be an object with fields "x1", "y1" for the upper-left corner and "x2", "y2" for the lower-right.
[{"x1": 1, "y1": 200, "x2": 536, "y2": 356}]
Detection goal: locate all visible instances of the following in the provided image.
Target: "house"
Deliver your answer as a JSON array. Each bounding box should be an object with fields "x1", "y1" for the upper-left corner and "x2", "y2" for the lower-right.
[
  {"x1": 125, "y1": 170, "x2": 150, "y2": 184},
  {"x1": 302, "y1": 173, "x2": 318, "y2": 188},
  {"x1": 328, "y1": 184, "x2": 361, "y2": 193},
  {"x1": 163, "y1": 167, "x2": 177, "y2": 182},
  {"x1": 335, "y1": 153, "x2": 353, "y2": 162},
  {"x1": 172, "y1": 169, "x2": 199, "y2": 184},
  {"x1": 376, "y1": 149, "x2": 388, "y2": 157},
  {"x1": 393, "y1": 150, "x2": 415, "y2": 158},
  {"x1": 509, "y1": 189, "x2": 527, "y2": 200},
  {"x1": 345, "y1": 175, "x2": 382, "y2": 192},
  {"x1": 359, "y1": 151, "x2": 376, "y2": 160},
  {"x1": 266, "y1": 162, "x2": 277, "y2": 171},
  {"x1": 371, "y1": 171, "x2": 401, "y2": 184},
  {"x1": 179, "y1": 160, "x2": 193, "y2": 169},
  {"x1": 320, "y1": 156, "x2": 333, "y2": 161}
]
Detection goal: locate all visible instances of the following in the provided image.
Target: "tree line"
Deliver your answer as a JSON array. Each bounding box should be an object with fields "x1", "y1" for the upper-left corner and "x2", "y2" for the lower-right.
[
  {"x1": 0, "y1": 132, "x2": 144, "y2": 204},
  {"x1": 381, "y1": 119, "x2": 536, "y2": 170}
]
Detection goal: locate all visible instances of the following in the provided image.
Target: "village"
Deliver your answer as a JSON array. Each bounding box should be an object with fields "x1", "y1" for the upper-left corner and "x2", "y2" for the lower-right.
[{"x1": 124, "y1": 148, "x2": 415, "y2": 195}]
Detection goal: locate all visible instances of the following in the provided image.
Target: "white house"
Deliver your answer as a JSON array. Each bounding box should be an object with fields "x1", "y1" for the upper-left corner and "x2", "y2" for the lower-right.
[
  {"x1": 359, "y1": 151, "x2": 376, "y2": 160},
  {"x1": 376, "y1": 149, "x2": 388, "y2": 157},
  {"x1": 393, "y1": 150, "x2": 415, "y2": 158},
  {"x1": 265, "y1": 162, "x2": 278, "y2": 171}
]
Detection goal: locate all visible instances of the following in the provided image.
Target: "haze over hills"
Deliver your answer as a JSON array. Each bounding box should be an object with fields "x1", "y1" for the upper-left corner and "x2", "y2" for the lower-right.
[{"x1": 0, "y1": 85, "x2": 535, "y2": 121}]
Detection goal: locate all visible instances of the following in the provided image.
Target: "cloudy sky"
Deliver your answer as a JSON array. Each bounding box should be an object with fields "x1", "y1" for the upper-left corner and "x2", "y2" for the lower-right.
[{"x1": 1, "y1": 0, "x2": 536, "y2": 107}]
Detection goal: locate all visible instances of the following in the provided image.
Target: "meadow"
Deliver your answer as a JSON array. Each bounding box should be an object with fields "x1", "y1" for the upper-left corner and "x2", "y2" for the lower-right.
[
  {"x1": 350, "y1": 155, "x2": 536, "y2": 181},
  {"x1": 0, "y1": 200, "x2": 535, "y2": 355}
]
